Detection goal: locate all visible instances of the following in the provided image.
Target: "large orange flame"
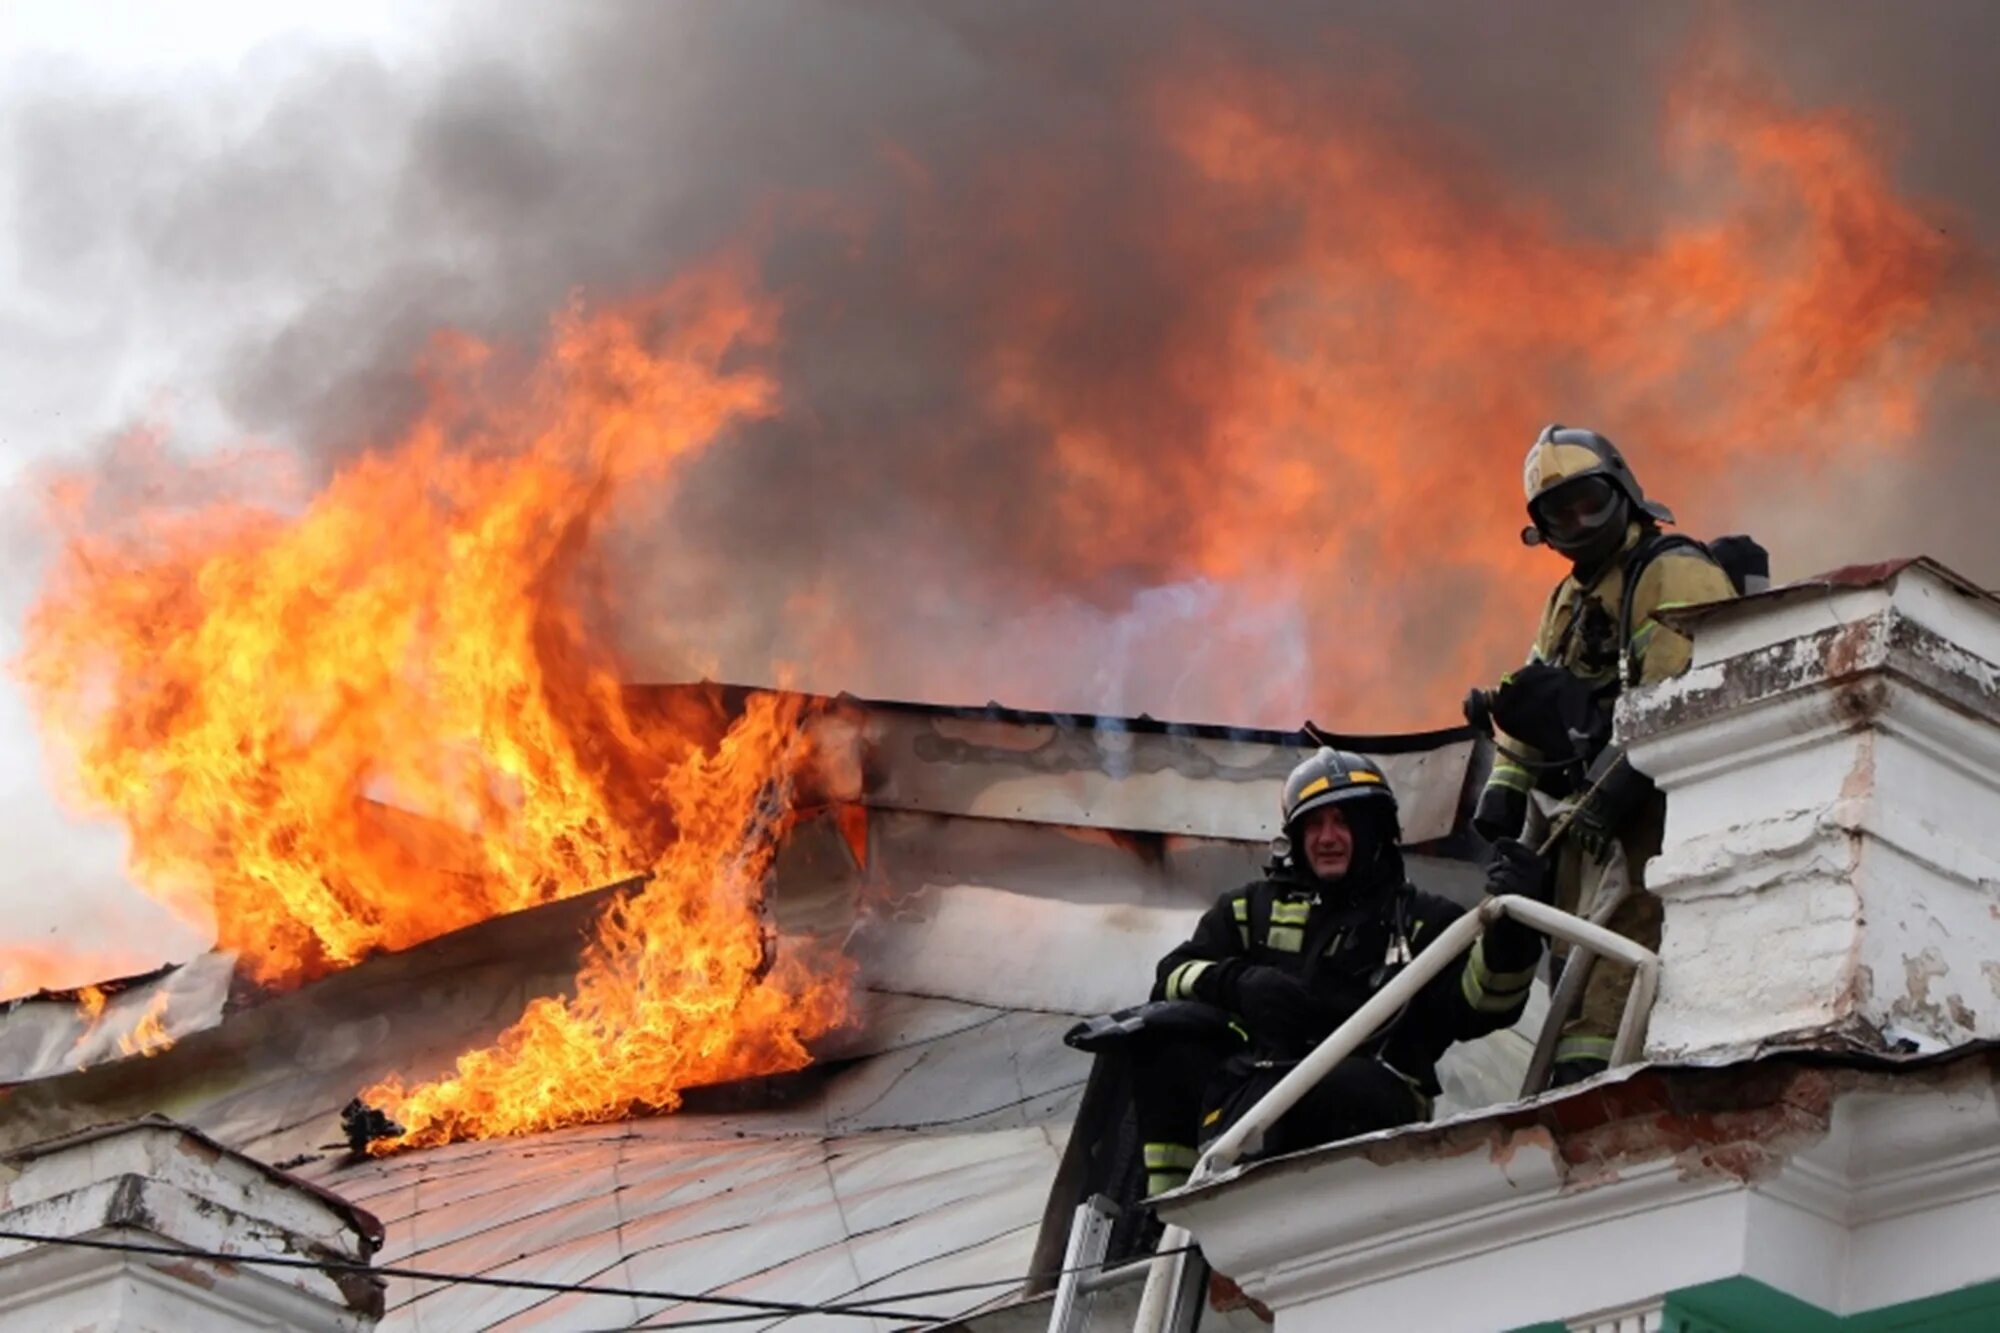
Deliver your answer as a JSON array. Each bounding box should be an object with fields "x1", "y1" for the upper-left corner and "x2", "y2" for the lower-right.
[
  {"x1": 17, "y1": 255, "x2": 852, "y2": 1131},
  {"x1": 838, "y1": 34, "x2": 1997, "y2": 729},
  {"x1": 363, "y1": 689, "x2": 851, "y2": 1148},
  {"x1": 10, "y1": 23, "x2": 1997, "y2": 1140},
  {"x1": 17, "y1": 261, "x2": 790, "y2": 990}
]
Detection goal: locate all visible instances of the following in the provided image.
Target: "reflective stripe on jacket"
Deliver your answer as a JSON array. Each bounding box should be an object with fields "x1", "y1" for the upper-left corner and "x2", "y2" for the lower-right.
[{"x1": 1150, "y1": 872, "x2": 1535, "y2": 1096}]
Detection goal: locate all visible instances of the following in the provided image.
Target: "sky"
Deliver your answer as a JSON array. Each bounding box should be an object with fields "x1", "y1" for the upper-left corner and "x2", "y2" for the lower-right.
[
  {"x1": 2, "y1": 2, "x2": 1995, "y2": 988},
  {"x1": 0, "y1": 3, "x2": 453, "y2": 978}
]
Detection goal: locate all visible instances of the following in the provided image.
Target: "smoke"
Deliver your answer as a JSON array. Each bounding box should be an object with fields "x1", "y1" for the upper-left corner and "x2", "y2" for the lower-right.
[
  {"x1": 4, "y1": 2, "x2": 1998, "y2": 972},
  {"x1": 14, "y1": 4, "x2": 1999, "y2": 714}
]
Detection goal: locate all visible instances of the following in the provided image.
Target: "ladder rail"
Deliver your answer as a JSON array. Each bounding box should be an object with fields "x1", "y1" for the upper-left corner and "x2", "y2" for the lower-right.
[
  {"x1": 1046, "y1": 1194, "x2": 1119, "y2": 1333},
  {"x1": 1128, "y1": 893, "x2": 1660, "y2": 1332}
]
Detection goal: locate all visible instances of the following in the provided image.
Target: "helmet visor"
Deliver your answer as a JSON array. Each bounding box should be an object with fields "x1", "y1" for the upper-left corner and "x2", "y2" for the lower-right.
[{"x1": 1530, "y1": 475, "x2": 1621, "y2": 546}]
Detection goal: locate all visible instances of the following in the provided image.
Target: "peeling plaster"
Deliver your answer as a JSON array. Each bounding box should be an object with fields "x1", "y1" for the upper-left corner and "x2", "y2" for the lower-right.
[
  {"x1": 1625, "y1": 620, "x2": 1889, "y2": 741},
  {"x1": 1486, "y1": 1123, "x2": 1556, "y2": 1172},
  {"x1": 1206, "y1": 1055, "x2": 2000, "y2": 1246},
  {"x1": 1289, "y1": 1065, "x2": 1858, "y2": 1203},
  {"x1": 1208, "y1": 1272, "x2": 1274, "y2": 1323},
  {"x1": 157, "y1": 1260, "x2": 223, "y2": 1291},
  {"x1": 1550, "y1": 1068, "x2": 1836, "y2": 1191},
  {"x1": 1891, "y1": 948, "x2": 1953, "y2": 1033},
  {"x1": 1839, "y1": 730, "x2": 1878, "y2": 805}
]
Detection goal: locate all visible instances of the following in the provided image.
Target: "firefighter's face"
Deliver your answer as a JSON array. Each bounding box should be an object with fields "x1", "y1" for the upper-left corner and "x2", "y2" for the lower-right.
[
  {"x1": 1531, "y1": 476, "x2": 1622, "y2": 551},
  {"x1": 1297, "y1": 805, "x2": 1354, "y2": 880}
]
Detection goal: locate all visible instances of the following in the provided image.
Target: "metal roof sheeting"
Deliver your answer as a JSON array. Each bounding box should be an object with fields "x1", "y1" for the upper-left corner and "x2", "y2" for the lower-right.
[
  {"x1": 854, "y1": 704, "x2": 1476, "y2": 844},
  {"x1": 0, "y1": 694, "x2": 1503, "y2": 1329}
]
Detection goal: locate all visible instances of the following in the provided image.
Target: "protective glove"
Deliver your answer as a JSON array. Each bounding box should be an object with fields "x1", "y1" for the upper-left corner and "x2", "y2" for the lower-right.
[
  {"x1": 1485, "y1": 837, "x2": 1553, "y2": 903},
  {"x1": 1471, "y1": 782, "x2": 1527, "y2": 845},
  {"x1": 1489, "y1": 663, "x2": 1607, "y2": 766},
  {"x1": 1482, "y1": 837, "x2": 1552, "y2": 971},
  {"x1": 1565, "y1": 747, "x2": 1655, "y2": 860},
  {"x1": 1461, "y1": 686, "x2": 1495, "y2": 737},
  {"x1": 1569, "y1": 802, "x2": 1616, "y2": 860},
  {"x1": 1205, "y1": 962, "x2": 1340, "y2": 1047}
]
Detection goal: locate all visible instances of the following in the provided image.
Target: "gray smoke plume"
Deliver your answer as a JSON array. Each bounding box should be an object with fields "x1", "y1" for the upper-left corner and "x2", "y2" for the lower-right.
[{"x1": 4, "y1": 2, "x2": 1997, "y2": 974}]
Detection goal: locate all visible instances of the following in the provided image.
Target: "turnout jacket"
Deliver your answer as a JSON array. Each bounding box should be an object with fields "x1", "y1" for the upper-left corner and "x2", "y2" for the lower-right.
[
  {"x1": 1485, "y1": 521, "x2": 1736, "y2": 806},
  {"x1": 1150, "y1": 866, "x2": 1536, "y2": 1096}
]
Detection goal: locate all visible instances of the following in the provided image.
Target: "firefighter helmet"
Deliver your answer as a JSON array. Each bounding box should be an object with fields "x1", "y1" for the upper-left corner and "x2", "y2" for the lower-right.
[
  {"x1": 1520, "y1": 424, "x2": 1674, "y2": 558},
  {"x1": 1281, "y1": 748, "x2": 1397, "y2": 833}
]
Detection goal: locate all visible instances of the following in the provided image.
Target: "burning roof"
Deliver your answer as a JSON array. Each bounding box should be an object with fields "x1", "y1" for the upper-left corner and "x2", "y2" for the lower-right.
[{"x1": 0, "y1": 696, "x2": 1518, "y2": 1327}]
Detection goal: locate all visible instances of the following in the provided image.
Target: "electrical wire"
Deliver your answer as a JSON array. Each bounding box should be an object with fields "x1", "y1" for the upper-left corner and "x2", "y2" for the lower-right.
[
  {"x1": 602, "y1": 1245, "x2": 1198, "y2": 1331},
  {"x1": 0, "y1": 1225, "x2": 1195, "y2": 1329},
  {"x1": 0, "y1": 1230, "x2": 945, "y2": 1323}
]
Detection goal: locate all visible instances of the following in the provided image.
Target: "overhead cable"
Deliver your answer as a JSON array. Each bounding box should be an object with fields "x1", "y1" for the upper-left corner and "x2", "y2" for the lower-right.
[
  {"x1": 608, "y1": 1245, "x2": 1198, "y2": 1330},
  {"x1": 0, "y1": 1229, "x2": 944, "y2": 1323}
]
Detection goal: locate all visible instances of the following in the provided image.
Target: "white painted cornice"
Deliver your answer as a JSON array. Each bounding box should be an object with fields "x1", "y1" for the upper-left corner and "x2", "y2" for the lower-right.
[{"x1": 1157, "y1": 1056, "x2": 2000, "y2": 1332}]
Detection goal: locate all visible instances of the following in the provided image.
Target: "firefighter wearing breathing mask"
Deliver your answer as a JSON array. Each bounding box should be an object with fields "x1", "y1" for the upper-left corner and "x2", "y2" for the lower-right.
[
  {"x1": 1466, "y1": 425, "x2": 1736, "y2": 1087},
  {"x1": 1125, "y1": 749, "x2": 1548, "y2": 1196}
]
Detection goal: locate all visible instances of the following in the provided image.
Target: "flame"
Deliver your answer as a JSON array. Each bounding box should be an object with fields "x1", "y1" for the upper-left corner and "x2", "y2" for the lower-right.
[
  {"x1": 115, "y1": 991, "x2": 175, "y2": 1060},
  {"x1": 788, "y1": 30, "x2": 1997, "y2": 729},
  {"x1": 17, "y1": 253, "x2": 854, "y2": 1142},
  {"x1": 63, "y1": 984, "x2": 111, "y2": 1070},
  {"x1": 1127, "y1": 44, "x2": 1986, "y2": 721},
  {"x1": 11, "y1": 21, "x2": 1997, "y2": 1149},
  {"x1": 68, "y1": 983, "x2": 173, "y2": 1069},
  {"x1": 362, "y1": 690, "x2": 852, "y2": 1148},
  {"x1": 17, "y1": 260, "x2": 789, "y2": 988},
  {"x1": 75, "y1": 984, "x2": 107, "y2": 1022}
]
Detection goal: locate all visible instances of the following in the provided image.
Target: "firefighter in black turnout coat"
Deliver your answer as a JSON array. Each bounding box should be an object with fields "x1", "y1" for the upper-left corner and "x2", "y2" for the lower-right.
[{"x1": 1131, "y1": 748, "x2": 1551, "y2": 1195}]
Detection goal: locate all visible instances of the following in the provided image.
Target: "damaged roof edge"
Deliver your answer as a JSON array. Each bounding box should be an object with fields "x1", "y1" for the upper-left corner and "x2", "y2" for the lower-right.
[
  {"x1": 1, "y1": 1111, "x2": 387, "y2": 1251},
  {"x1": 0, "y1": 960, "x2": 184, "y2": 1011},
  {"x1": 1157, "y1": 1039, "x2": 2000, "y2": 1212},
  {"x1": 629, "y1": 679, "x2": 1479, "y2": 753},
  {"x1": 1657, "y1": 556, "x2": 1997, "y2": 634}
]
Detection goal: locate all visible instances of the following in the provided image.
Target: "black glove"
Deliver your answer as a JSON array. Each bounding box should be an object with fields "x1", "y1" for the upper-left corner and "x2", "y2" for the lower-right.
[
  {"x1": 1471, "y1": 782, "x2": 1526, "y2": 845},
  {"x1": 1569, "y1": 801, "x2": 1615, "y2": 860},
  {"x1": 1462, "y1": 686, "x2": 1495, "y2": 737},
  {"x1": 1482, "y1": 837, "x2": 1552, "y2": 970},
  {"x1": 1489, "y1": 663, "x2": 1607, "y2": 766},
  {"x1": 1205, "y1": 962, "x2": 1339, "y2": 1046},
  {"x1": 1485, "y1": 837, "x2": 1552, "y2": 903},
  {"x1": 1566, "y1": 746, "x2": 1656, "y2": 858}
]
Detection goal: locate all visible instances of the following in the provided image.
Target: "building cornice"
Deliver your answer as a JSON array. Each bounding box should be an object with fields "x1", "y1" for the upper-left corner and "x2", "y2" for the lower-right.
[{"x1": 1157, "y1": 1053, "x2": 2000, "y2": 1331}]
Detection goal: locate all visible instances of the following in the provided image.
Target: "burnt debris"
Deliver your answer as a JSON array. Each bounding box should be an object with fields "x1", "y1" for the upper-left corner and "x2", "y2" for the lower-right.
[{"x1": 340, "y1": 1098, "x2": 404, "y2": 1156}]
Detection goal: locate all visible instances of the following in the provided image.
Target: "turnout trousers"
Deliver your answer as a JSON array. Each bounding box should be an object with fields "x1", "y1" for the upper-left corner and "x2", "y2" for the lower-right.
[{"x1": 1129, "y1": 1032, "x2": 1423, "y2": 1194}]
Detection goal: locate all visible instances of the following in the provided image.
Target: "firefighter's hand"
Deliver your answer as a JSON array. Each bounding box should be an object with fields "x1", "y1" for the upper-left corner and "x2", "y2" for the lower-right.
[
  {"x1": 1567, "y1": 746, "x2": 1649, "y2": 859},
  {"x1": 1484, "y1": 838, "x2": 1552, "y2": 905},
  {"x1": 1461, "y1": 686, "x2": 1495, "y2": 737},
  {"x1": 1471, "y1": 783, "x2": 1526, "y2": 845},
  {"x1": 1483, "y1": 839, "x2": 1552, "y2": 970},
  {"x1": 1568, "y1": 800, "x2": 1616, "y2": 859},
  {"x1": 1221, "y1": 965, "x2": 1338, "y2": 1044},
  {"x1": 1490, "y1": 663, "x2": 1603, "y2": 761}
]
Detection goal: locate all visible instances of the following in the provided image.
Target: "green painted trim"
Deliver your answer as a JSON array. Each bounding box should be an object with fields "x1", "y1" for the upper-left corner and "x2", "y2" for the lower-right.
[
  {"x1": 1665, "y1": 1276, "x2": 2000, "y2": 1332},
  {"x1": 1666, "y1": 1278, "x2": 1839, "y2": 1332},
  {"x1": 1507, "y1": 1277, "x2": 2000, "y2": 1333}
]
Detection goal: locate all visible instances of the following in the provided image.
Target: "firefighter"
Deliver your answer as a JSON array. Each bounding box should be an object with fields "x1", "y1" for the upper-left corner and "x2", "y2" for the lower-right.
[
  {"x1": 1129, "y1": 748, "x2": 1550, "y2": 1196},
  {"x1": 1467, "y1": 424, "x2": 1737, "y2": 1086}
]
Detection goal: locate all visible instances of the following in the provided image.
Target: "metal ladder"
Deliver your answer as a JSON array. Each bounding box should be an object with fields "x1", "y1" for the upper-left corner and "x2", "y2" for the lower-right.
[
  {"x1": 1110, "y1": 891, "x2": 1661, "y2": 1333},
  {"x1": 1518, "y1": 798, "x2": 1635, "y2": 1097},
  {"x1": 1045, "y1": 1194, "x2": 1206, "y2": 1333}
]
